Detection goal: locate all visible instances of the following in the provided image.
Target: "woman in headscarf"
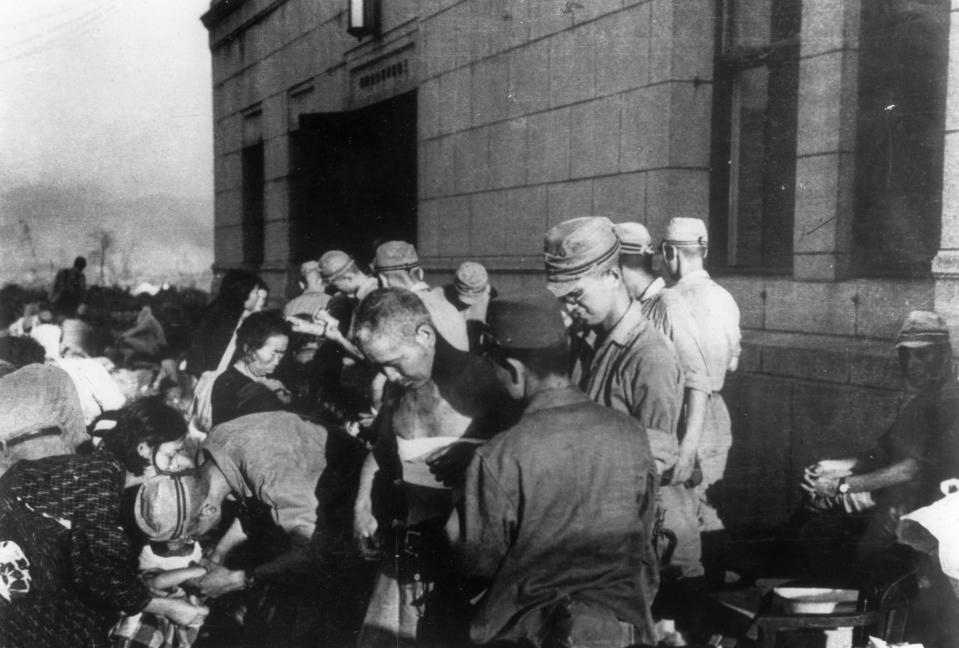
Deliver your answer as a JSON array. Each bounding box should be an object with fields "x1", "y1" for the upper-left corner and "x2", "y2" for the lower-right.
[
  {"x1": 0, "y1": 398, "x2": 207, "y2": 647},
  {"x1": 185, "y1": 270, "x2": 268, "y2": 378}
]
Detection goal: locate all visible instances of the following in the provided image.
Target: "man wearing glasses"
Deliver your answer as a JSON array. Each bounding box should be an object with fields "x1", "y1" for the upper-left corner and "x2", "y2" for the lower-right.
[{"x1": 659, "y1": 217, "x2": 742, "y2": 588}]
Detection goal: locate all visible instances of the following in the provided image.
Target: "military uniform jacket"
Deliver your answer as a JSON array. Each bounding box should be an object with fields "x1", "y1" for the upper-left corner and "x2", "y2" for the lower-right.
[
  {"x1": 462, "y1": 386, "x2": 659, "y2": 646},
  {"x1": 572, "y1": 300, "x2": 684, "y2": 471}
]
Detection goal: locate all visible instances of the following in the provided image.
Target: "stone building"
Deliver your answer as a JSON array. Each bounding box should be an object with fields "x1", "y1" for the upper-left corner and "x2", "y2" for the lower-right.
[{"x1": 202, "y1": 0, "x2": 958, "y2": 549}]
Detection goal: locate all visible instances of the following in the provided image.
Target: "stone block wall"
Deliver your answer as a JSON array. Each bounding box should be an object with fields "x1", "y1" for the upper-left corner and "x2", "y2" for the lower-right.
[{"x1": 417, "y1": 0, "x2": 714, "y2": 275}]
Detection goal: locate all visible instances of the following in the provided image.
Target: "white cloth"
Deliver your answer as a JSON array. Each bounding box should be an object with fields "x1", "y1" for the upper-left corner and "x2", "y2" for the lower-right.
[{"x1": 898, "y1": 480, "x2": 959, "y2": 580}]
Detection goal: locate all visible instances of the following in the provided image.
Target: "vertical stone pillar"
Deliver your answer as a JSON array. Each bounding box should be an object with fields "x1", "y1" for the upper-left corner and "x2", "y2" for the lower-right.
[
  {"x1": 933, "y1": 3, "x2": 959, "y2": 341},
  {"x1": 792, "y1": 0, "x2": 860, "y2": 280}
]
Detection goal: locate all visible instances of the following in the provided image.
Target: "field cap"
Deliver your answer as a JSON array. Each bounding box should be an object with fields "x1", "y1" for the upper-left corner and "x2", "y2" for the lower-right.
[
  {"x1": 453, "y1": 262, "x2": 490, "y2": 305},
  {"x1": 614, "y1": 222, "x2": 654, "y2": 256},
  {"x1": 544, "y1": 216, "x2": 620, "y2": 297},
  {"x1": 896, "y1": 310, "x2": 950, "y2": 348},
  {"x1": 373, "y1": 241, "x2": 420, "y2": 273},
  {"x1": 135, "y1": 474, "x2": 207, "y2": 542},
  {"x1": 486, "y1": 289, "x2": 568, "y2": 350},
  {"x1": 663, "y1": 217, "x2": 708, "y2": 247},
  {"x1": 319, "y1": 250, "x2": 355, "y2": 281},
  {"x1": 300, "y1": 260, "x2": 321, "y2": 277}
]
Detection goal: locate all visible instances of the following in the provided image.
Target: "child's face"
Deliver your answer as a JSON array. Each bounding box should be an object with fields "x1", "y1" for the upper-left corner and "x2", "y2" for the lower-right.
[{"x1": 152, "y1": 439, "x2": 191, "y2": 474}]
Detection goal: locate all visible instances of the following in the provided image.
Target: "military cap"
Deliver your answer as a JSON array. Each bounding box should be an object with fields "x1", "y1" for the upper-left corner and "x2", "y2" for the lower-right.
[
  {"x1": 543, "y1": 216, "x2": 620, "y2": 297},
  {"x1": 373, "y1": 241, "x2": 420, "y2": 273},
  {"x1": 663, "y1": 217, "x2": 709, "y2": 247},
  {"x1": 300, "y1": 259, "x2": 321, "y2": 277},
  {"x1": 453, "y1": 262, "x2": 490, "y2": 305},
  {"x1": 896, "y1": 310, "x2": 950, "y2": 348},
  {"x1": 486, "y1": 289, "x2": 568, "y2": 350},
  {"x1": 135, "y1": 474, "x2": 207, "y2": 542},
  {"x1": 319, "y1": 250, "x2": 355, "y2": 281},
  {"x1": 614, "y1": 221, "x2": 654, "y2": 255}
]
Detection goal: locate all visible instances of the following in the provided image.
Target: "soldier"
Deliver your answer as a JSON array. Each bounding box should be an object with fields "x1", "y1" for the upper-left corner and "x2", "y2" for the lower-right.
[
  {"x1": 461, "y1": 289, "x2": 659, "y2": 647},
  {"x1": 614, "y1": 221, "x2": 712, "y2": 629},
  {"x1": 659, "y1": 217, "x2": 742, "y2": 586},
  {"x1": 444, "y1": 261, "x2": 495, "y2": 351},
  {"x1": 543, "y1": 216, "x2": 684, "y2": 638},
  {"x1": 371, "y1": 241, "x2": 470, "y2": 351},
  {"x1": 284, "y1": 259, "x2": 330, "y2": 321}
]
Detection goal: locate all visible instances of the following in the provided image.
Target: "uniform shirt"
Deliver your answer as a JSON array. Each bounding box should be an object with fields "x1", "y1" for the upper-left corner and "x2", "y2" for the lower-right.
[
  {"x1": 641, "y1": 290, "x2": 711, "y2": 395},
  {"x1": 0, "y1": 451, "x2": 151, "y2": 615},
  {"x1": 411, "y1": 281, "x2": 470, "y2": 352},
  {"x1": 866, "y1": 376, "x2": 959, "y2": 513},
  {"x1": 638, "y1": 277, "x2": 665, "y2": 304},
  {"x1": 669, "y1": 270, "x2": 741, "y2": 393},
  {"x1": 572, "y1": 300, "x2": 683, "y2": 471},
  {"x1": 203, "y1": 411, "x2": 329, "y2": 581},
  {"x1": 462, "y1": 386, "x2": 658, "y2": 645}
]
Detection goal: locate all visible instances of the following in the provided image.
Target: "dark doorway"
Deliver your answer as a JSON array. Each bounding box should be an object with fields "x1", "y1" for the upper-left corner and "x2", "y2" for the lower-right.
[{"x1": 290, "y1": 91, "x2": 418, "y2": 267}]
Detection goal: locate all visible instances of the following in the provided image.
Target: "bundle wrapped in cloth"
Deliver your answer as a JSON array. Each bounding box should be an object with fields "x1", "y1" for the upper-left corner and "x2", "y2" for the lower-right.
[{"x1": 897, "y1": 479, "x2": 959, "y2": 581}]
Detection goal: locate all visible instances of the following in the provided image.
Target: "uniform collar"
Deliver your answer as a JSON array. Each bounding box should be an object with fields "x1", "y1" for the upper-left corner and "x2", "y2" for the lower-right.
[
  {"x1": 678, "y1": 269, "x2": 711, "y2": 284},
  {"x1": 524, "y1": 385, "x2": 590, "y2": 415},
  {"x1": 606, "y1": 300, "x2": 648, "y2": 347},
  {"x1": 639, "y1": 277, "x2": 665, "y2": 303}
]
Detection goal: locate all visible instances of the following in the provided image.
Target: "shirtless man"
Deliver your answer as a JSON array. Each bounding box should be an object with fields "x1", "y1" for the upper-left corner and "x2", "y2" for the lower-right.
[{"x1": 350, "y1": 287, "x2": 514, "y2": 647}]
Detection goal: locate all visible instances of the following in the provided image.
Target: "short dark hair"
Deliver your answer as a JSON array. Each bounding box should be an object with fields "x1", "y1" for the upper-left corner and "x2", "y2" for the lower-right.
[
  {"x1": 74, "y1": 256, "x2": 87, "y2": 270},
  {"x1": 0, "y1": 336, "x2": 46, "y2": 369},
  {"x1": 353, "y1": 287, "x2": 431, "y2": 344},
  {"x1": 99, "y1": 397, "x2": 187, "y2": 475},
  {"x1": 235, "y1": 309, "x2": 292, "y2": 356},
  {"x1": 620, "y1": 252, "x2": 654, "y2": 274}
]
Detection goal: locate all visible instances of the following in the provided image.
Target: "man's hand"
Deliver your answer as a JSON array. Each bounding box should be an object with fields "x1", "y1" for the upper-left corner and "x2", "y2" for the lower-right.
[
  {"x1": 801, "y1": 472, "x2": 841, "y2": 498},
  {"x1": 672, "y1": 446, "x2": 697, "y2": 485},
  {"x1": 198, "y1": 564, "x2": 246, "y2": 598},
  {"x1": 353, "y1": 506, "x2": 381, "y2": 560},
  {"x1": 426, "y1": 441, "x2": 480, "y2": 488}
]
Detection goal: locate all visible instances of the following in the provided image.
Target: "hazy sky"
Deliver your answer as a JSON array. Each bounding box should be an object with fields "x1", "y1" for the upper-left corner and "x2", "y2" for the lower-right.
[{"x1": 0, "y1": 0, "x2": 213, "y2": 199}]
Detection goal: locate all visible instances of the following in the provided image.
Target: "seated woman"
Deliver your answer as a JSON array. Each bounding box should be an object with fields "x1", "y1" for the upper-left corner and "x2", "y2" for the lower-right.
[
  {"x1": 210, "y1": 310, "x2": 292, "y2": 427},
  {"x1": 0, "y1": 398, "x2": 207, "y2": 647}
]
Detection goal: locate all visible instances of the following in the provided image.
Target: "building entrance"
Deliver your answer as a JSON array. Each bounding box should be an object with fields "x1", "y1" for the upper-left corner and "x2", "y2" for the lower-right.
[{"x1": 290, "y1": 91, "x2": 417, "y2": 266}]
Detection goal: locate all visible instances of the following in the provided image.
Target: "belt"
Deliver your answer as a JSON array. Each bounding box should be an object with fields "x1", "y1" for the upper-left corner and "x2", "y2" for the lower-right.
[{"x1": 1, "y1": 427, "x2": 61, "y2": 453}]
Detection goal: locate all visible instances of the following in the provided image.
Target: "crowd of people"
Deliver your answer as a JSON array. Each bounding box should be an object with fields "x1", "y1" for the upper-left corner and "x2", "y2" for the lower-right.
[{"x1": 0, "y1": 216, "x2": 956, "y2": 648}]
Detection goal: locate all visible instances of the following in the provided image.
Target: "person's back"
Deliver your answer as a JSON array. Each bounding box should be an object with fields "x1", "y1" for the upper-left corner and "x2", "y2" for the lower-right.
[{"x1": 466, "y1": 391, "x2": 656, "y2": 644}]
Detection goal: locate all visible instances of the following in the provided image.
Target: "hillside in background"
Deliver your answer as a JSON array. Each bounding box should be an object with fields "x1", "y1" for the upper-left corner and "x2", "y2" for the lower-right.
[{"x1": 0, "y1": 182, "x2": 213, "y2": 290}]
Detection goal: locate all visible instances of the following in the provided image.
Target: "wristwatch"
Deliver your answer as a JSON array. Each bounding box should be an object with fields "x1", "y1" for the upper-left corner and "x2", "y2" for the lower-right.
[{"x1": 837, "y1": 477, "x2": 850, "y2": 495}]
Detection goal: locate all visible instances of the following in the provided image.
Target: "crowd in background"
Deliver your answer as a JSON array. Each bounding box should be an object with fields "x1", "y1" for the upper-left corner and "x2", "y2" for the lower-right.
[{"x1": 0, "y1": 217, "x2": 957, "y2": 648}]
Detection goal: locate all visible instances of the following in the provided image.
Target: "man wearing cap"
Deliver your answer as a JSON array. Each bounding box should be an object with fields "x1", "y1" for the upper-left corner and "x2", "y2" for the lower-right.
[
  {"x1": 283, "y1": 259, "x2": 331, "y2": 397},
  {"x1": 192, "y1": 411, "x2": 337, "y2": 645},
  {"x1": 802, "y1": 310, "x2": 959, "y2": 579},
  {"x1": 544, "y1": 216, "x2": 683, "y2": 476},
  {"x1": 615, "y1": 221, "x2": 712, "y2": 628},
  {"x1": 350, "y1": 288, "x2": 516, "y2": 647},
  {"x1": 444, "y1": 261, "x2": 495, "y2": 351},
  {"x1": 371, "y1": 241, "x2": 470, "y2": 352},
  {"x1": 284, "y1": 259, "x2": 330, "y2": 321},
  {"x1": 461, "y1": 289, "x2": 659, "y2": 647},
  {"x1": 659, "y1": 216, "x2": 742, "y2": 583}
]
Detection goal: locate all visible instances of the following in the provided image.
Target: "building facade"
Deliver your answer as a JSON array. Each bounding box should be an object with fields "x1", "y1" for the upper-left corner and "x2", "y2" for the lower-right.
[{"x1": 202, "y1": 0, "x2": 959, "y2": 541}]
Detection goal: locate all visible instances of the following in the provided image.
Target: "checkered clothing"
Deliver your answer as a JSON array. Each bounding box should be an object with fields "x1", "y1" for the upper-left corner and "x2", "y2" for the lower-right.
[{"x1": 0, "y1": 452, "x2": 152, "y2": 632}]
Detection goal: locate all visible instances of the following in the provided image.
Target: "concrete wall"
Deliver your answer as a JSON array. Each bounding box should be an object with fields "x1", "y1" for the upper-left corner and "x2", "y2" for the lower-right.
[{"x1": 202, "y1": 0, "x2": 959, "y2": 548}]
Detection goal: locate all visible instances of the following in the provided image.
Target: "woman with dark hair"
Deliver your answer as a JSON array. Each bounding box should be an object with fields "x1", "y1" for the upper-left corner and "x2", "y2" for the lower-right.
[
  {"x1": 0, "y1": 397, "x2": 207, "y2": 647},
  {"x1": 185, "y1": 269, "x2": 268, "y2": 377},
  {"x1": 210, "y1": 310, "x2": 292, "y2": 427}
]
